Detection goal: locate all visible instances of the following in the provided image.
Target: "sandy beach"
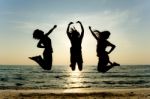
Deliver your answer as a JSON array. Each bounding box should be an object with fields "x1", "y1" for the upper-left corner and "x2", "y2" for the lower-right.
[{"x1": 0, "y1": 88, "x2": 150, "y2": 99}]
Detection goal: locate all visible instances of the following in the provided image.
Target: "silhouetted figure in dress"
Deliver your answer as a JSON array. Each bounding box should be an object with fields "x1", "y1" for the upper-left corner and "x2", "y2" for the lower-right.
[
  {"x1": 29, "y1": 25, "x2": 57, "y2": 70},
  {"x1": 89, "y1": 26, "x2": 120, "y2": 73},
  {"x1": 67, "y1": 21, "x2": 84, "y2": 71}
]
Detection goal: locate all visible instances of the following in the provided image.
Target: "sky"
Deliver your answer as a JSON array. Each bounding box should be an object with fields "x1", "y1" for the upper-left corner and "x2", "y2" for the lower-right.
[{"x1": 0, "y1": 0, "x2": 150, "y2": 65}]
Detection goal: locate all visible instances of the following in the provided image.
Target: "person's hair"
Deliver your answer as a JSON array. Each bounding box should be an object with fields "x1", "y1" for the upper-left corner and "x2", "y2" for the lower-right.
[
  {"x1": 101, "y1": 31, "x2": 110, "y2": 39},
  {"x1": 33, "y1": 29, "x2": 44, "y2": 39}
]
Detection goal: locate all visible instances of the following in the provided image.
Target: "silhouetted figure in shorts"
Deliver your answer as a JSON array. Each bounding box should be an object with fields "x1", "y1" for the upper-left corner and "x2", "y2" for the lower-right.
[
  {"x1": 29, "y1": 25, "x2": 57, "y2": 70},
  {"x1": 89, "y1": 26, "x2": 120, "y2": 73},
  {"x1": 67, "y1": 21, "x2": 84, "y2": 71}
]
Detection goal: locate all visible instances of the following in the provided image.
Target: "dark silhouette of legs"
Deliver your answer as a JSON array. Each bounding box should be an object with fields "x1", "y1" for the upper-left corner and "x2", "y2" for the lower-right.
[
  {"x1": 97, "y1": 61, "x2": 113, "y2": 73},
  {"x1": 70, "y1": 48, "x2": 76, "y2": 71},
  {"x1": 43, "y1": 50, "x2": 52, "y2": 70},
  {"x1": 29, "y1": 55, "x2": 46, "y2": 69},
  {"x1": 70, "y1": 47, "x2": 83, "y2": 71},
  {"x1": 97, "y1": 60, "x2": 120, "y2": 73},
  {"x1": 77, "y1": 62, "x2": 82, "y2": 71},
  {"x1": 97, "y1": 54, "x2": 120, "y2": 73},
  {"x1": 70, "y1": 53, "x2": 83, "y2": 71},
  {"x1": 112, "y1": 62, "x2": 120, "y2": 66},
  {"x1": 70, "y1": 64, "x2": 76, "y2": 71},
  {"x1": 29, "y1": 53, "x2": 52, "y2": 70},
  {"x1": 70, "y1": 54, "x2": 76, "y2": 71},
  {"x1": 77, "y1": 55, "x2": 83, "y2": 71}
]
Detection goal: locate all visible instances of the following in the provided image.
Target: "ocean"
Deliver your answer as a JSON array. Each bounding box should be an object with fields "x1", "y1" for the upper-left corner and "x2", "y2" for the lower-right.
[{"x1": 0, "y1": 65, "x2": 149, "y2": 89}]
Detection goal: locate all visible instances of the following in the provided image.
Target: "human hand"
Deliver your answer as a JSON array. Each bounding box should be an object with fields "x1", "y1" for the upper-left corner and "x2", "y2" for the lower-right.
[
  {"x1": 54, "y1": 25, "x2": 57, "y2": 28},
  {"x1": 89, "y1": 26, "x2": 92, "y2": 30},
  {"x1": 69, "y1": 22, "x2": 73, "y2": 25},
  {"x1": 76, "y1": 21, "x2": 81, "y2": 24}
]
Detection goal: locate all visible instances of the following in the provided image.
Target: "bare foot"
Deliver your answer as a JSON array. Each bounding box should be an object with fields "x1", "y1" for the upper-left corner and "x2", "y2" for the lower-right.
[
  {"x1": 112, "y1": 62, "x2": 120, "y2": 66},
  {"x1": 29, "y1": 55, "x2": 41, "y2": 61}
]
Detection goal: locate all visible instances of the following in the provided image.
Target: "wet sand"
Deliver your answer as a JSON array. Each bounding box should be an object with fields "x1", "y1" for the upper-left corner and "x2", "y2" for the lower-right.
[{"x1": 0, "y1": 88, "x2": 150, "y2": 99}]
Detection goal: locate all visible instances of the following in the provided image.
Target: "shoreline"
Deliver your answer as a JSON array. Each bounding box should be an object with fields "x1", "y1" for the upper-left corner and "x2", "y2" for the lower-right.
[{"x1": 0, "y1": 88, "x2": 150, "y2": 99}]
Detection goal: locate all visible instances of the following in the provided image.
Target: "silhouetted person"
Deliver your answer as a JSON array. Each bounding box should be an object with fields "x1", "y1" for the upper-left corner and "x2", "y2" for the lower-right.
[
  {"x1": 67, "y1": 21, "x2": 84, "y2": 71},
  {"x1": 89, "y1": 26, "x2": 120, "y2": 73},
  {"x1": 29, "y1": 25, "x2": 57, "y2": 70}
]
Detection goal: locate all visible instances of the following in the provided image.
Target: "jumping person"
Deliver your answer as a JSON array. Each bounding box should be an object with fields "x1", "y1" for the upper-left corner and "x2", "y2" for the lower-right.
[
  {"x1": 89, "y1": 26, "x2": 120, "y2": 73},
  {"x1": 67, "y1": 21, "x2": 84, "y2": 71},
  {"x1": 29, "y1": 25, "x2": 57, "y2": 70}
]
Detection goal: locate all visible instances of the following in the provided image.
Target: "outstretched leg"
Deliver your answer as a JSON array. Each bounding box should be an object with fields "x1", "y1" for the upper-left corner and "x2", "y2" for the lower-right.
[
  {"x1": 29, "y1": 55, "x2": 41, "y2": 63},
  {"x1": 97, "y1": 52, "x2": 120, "y2": 73},
  {"x1": 77, "y1": 55, "x2": 83, "y2": 71},
  {"x1": 29, "y1": 55, "x2": 49, "y2": 70},
  {"x1": 77, "y1": 62, "x2": 83, "y2": 71},
  {"x1": 112, "y1": 62, "x2": 120, "y2": 66},
  {"x1": 70, "y1": 51, "x2": 76, "y2": 71},
  {"x1": 98, "y1": 61, "x2": 120, "y2": 73},
  {"x1": 29, "y1": 55, "x2": 44, "y2": 66},
  {"x1": 97, "y1": 62, "x2": 112, "y2": 73},
  {"x1": 70, "y1": 63, "x2": 76, "y2": 71},
  {"x1": 43, "y1": 53, "x2": 52, "y2": 70},
  {"x1": 97, "y1": 56, "x2": 112, "y2": 73}
]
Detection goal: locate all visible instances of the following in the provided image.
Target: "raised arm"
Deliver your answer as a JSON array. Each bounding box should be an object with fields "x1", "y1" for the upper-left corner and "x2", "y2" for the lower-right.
[
  {"x1": 89, "y1": 26, "x2": 98, "y2": 40},
  {"x1": 77, "y1": 21, "x2": 84, "y2": 39},
  {"x1": 45, "y1": 25, "x2": 57, "y2": 36},
  {"x1": 67, "y1": 22, "x2": 73, "y2": 39}
]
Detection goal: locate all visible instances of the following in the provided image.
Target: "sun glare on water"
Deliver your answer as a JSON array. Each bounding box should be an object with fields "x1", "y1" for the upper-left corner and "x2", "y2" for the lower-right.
[
  {"x1": 64, "y1": 67, "x2": 85, "y2": 93},
  {"x1": 65, "y1": 67, "x2": 83, "y2": 90}
]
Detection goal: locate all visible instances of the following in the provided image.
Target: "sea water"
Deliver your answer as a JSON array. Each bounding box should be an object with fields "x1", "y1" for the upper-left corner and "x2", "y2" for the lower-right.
[{"x1": 0, "y1": 65, "x2": 150, "y2": 89}]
